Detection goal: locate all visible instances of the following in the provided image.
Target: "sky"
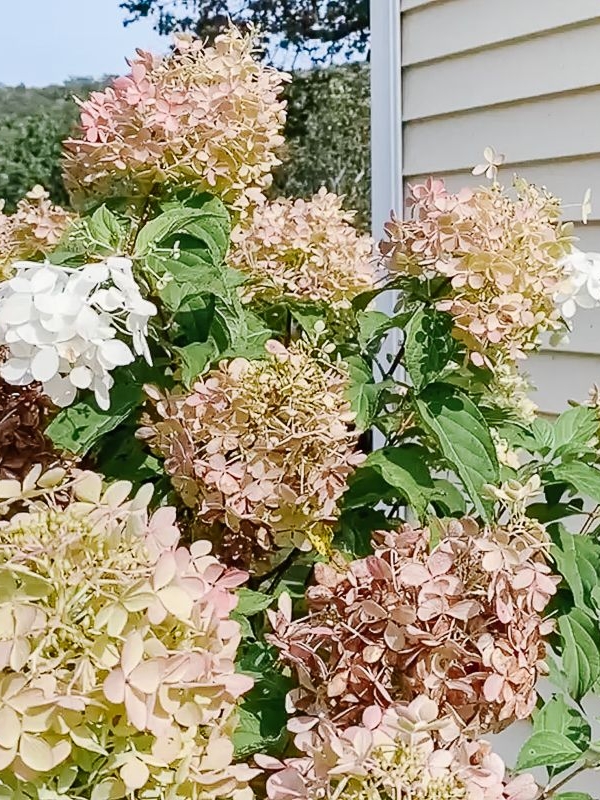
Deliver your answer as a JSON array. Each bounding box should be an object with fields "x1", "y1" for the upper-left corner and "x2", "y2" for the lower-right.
[{"x1": 0, "y1": 0, "x2": 168, "y2": 86}]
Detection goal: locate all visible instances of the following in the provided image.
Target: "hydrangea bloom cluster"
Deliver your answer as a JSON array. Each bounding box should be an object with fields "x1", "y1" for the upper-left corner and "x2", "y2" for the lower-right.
[
  {"x1": 555, "y1": 247, "x2": 600, "y2": 319},
  {"x1": 381, "y1": 178, "x2": 573, "y2": 367},
  {"x1": 0, "y1": 257, "x2": 156, "y2": 410},
  {"x1": 0, "y1": 466, "x2": 255, "y2": 799},
  {"x1": 139, "y1": 340, "x2": 364, "y2": 570},
  {"x1": 258, "y1": 696, "x2": 538, "y2": 800},
  {"x1": 0, "y1": 186, "x2": 72, "y2": 279},
  {"x1": 268, "y1": 516, "x2": 557, "y2": 736},
  {"x1": 0, "y1": 371, "x2": 55, "y2": 481},
  {"x1": 63, "y1": 29, "x2": 288, "y2": 213},
  {"x1": 229, "y1": 188, "x2": 375, "y2": 308},
  {"x1": 485, "y1": 358, "x2": 538, "y2": 423}
]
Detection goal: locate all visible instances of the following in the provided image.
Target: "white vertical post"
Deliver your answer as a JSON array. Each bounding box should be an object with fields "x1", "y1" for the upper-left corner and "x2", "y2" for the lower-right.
[
  {"x1": 370, "y1": 0, "x2": 402, "y2": 249},
  {"x1": 370, "y1": 0, "x2": 403, "y2": 389}
]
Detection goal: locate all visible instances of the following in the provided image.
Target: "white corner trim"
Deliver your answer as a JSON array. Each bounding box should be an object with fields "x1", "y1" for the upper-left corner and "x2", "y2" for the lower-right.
[
  {"x1": 370, "y1": 0, "x2": 403, "y2": 386},
  {"x1": 370, "y1": 0, "x2": 403, "y2": 242}
]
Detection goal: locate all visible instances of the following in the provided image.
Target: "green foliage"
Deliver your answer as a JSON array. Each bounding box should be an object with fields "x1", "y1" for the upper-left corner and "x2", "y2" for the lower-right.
[
  {"x1": 345, "y1": 355, "x2": 390, "y2": 430},
  {"x1": 46, "y1": 363, "x2": 155, "y2": 457},
  {"x1": 518, "y1": 695, "x2": 590, "y2": 774},
  {"x1": 0, "y1": 80, "x2": 103, "y2": 209},
  {"x1": 234, "y1": 642, "x2": 292, "y2": 758},
  {"x1": 415, "y1": 382, "x2": 499, "y2": 521},
  {"x1": 351, "y1": 445, "x2": 435, "y2": 519},
  {"x1": 404, "y1": 309, "x2": 457, "y2": 392},
  {"x1": 273, "y1": 63, "x2": 370, "y2": 228},
  {"x1": 558, "y1": 609, "x2": 600, "y2": 700},
  {"x1": 516, "y1": 731, "x2": 584, "y2": 772}
]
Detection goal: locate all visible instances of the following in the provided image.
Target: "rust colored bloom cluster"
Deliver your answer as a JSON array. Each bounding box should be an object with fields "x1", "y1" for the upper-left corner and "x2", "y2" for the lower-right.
[
  {"x1": 0, "y1": 377, "x2": 55, "y2": 481},
  {"x1": 139, "y1": 340, "x2": 364, "y2": 571},
  {"x1": 268, "y1": 517, "x2": 558, "y2": 736},
  {"x1": 63, "y1": 29, "x2": 288, "y2": 213},
  {"x1": 229, "y1": 188, "x2": 375, "y2": 309},
  {"x1": 0, "y1": 186, "x2": 71, "y2": 279},
  {"x1": 258, "y1": 697, "x2": 538, "y2": 800},
  {"x1": 381, "y1": 178, "x2": 572, "y2": 367}
]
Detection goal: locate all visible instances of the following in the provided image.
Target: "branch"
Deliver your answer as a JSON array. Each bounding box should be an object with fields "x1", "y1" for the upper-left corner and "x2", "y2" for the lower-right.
[{"x1": 539, "y1": 761, "x2": 590, "y2": 799}]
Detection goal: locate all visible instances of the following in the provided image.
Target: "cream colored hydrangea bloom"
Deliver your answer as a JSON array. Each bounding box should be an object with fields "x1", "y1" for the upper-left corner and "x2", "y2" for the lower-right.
[
  {"x1": 230, "y1": 188, "x2": 375, "y2": 308},
  {"x1": 0, "y1": 466, "x2": 255, "y2": 799}
]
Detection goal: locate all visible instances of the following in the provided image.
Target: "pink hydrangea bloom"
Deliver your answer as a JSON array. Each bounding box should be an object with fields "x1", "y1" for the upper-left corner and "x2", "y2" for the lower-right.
[
  {"x1": 256, "y1": 697, "x2": 539, "y2": 800},
  {"x1": 381, "y1": 177, "x2": 573, "y2": 368},
  {"x1": 0, "y1": 186, "x2": 72, "y2": 279},
  {"x1": 139, "y1": 340, "x2": 365, "y2": 571},
  {"x1": 268, "y1": 518, "x2": 558, "y2": 735},
  {"x1": 63, "y1": 29, "x2": 288, "y2": 213}
]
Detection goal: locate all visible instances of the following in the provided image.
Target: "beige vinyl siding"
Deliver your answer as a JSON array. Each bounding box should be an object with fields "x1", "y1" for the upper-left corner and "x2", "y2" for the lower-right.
[{"x1": 400, "y1": 0, "x2": 600, "y2": 414}]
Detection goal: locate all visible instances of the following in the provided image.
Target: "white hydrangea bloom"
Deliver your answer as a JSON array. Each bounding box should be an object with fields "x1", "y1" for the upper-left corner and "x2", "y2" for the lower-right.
[
  {"x1": 0, "y1": 257, "x2": 156, "y2": 410},
  {"x1": 555, "y1": 248, "x2": 600, "y2": 319}
]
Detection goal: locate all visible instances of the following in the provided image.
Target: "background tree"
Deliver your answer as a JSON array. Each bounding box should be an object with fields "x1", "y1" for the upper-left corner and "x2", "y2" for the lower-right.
[
  {"x1": 120, "y1": 1, "x2": 369, "y2": 65},
  {"x1": 0, "y1": 80, "x2": 103, "y2": 210}
]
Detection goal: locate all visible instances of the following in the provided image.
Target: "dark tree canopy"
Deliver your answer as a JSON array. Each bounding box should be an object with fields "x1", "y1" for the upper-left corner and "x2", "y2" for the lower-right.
[{"x1": 120, "y1": 1, "x2": 369, "y2": 65}]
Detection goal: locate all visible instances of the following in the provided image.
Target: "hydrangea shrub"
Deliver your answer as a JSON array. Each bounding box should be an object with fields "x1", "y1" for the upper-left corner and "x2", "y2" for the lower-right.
[{"x1": 1, "y1": 28, "x2": 600, "y2": 800}]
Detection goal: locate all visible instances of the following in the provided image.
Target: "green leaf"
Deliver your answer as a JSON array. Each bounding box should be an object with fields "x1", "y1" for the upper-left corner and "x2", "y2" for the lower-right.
[
  {"x1": 516, "y1": 731, "x2": 583, "y2": 771},
  {"x1": 554, "y1": 406, "x2": 598, "y2": 452},
  {"x1": 87, "y1": 205, "x2": 126, "y2": 251},
  {"x1": 405, "y1": 309, "x2": 456, "y2": 392},
  {"x1": 553, "y1": 526, "x2": 600, "y2": 610},
  {"x1": 554, "y1": 794, "x2": 592, "y2": 800},
  {"x1": 95, "y1": 428, "x2": 162, "y2": 488},
  {"x1": 234, "y1": 642, "x2": 291, "y2": 758},
  {"x1": 175, "y1": 341, "x2": 216, "y2": 387},
  {"x1": 235, "y1": 588, "x2": 273, "y2": 617},
  {"x1": 531, "y1": 418, "x2": 556, "y2": 454},
  {"x1": 134, "y1": 194, "x2": 230, "y2": 263},
  {"x1": 233, "y1": 707, "x2": 266, "y2": 757},
  {"x1": 344, "y1": 355, "x2": 386, "y2": 431},
  {"x1": 46, "y1": 367, "x2": 145, "y2": 456},
  {"x1": 558, "y1": 609, "x2": 600, "y2": 699},
  {"x1": 364, "y1": 445, "x2": 435, "y2": 518},
  {"x1": 346, "y1": 380, "x2": 387, "y2": 431},
  {"x1": 161, "y1": 256, "x2": 241, "y2": 300},
  {"x1": 335, "y1": 507, "x2": 392, "y2": 558},
  {"x1": 342, "y1": 465, "x2": 399, "y2": 510},
  {"x1": 289, "y1": 302, "x2": 328, "y2": 336},
  {"x1": 550, "y1": 462, "x2": 600, "y2": 504},
  {"x1": 415, "y1": 382, "x2": 498, "y2": 521},
  {"x1": 429, "y1": 478, "x2": 466, "y2": 517},
  {"x1": 357, "y1": 310, "x2": 393, "y2": 351},
  {"x1": 526, "y1": 501, "x2": 583, "y2": 525},
  {"x1": 533, "y1": 695, "x2": 590, "y2": 753}
]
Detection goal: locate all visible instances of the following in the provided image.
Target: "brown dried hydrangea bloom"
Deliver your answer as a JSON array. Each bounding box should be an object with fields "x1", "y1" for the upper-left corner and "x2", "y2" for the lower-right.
[
  {"x1": 0, "y1": 186, "x2": 72, "y2": 279},
  {"x1": 268, "y1": 515, "x2": 558, "y2": 737},
  {"x1": 138, "y1": 340, "x2": 365, "y2": 571},
  {"x1": 0, "y1": 375, "x2": 56, "y2": 481}
]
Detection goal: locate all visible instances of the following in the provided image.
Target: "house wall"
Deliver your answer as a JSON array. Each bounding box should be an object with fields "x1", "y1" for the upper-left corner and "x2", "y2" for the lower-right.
[
  {"x1": 399, "y1": 0, "x2": 600, "y2": 414},
  {"x1": 369, "y1": 2, "x2": 600, "y2": 792}
]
